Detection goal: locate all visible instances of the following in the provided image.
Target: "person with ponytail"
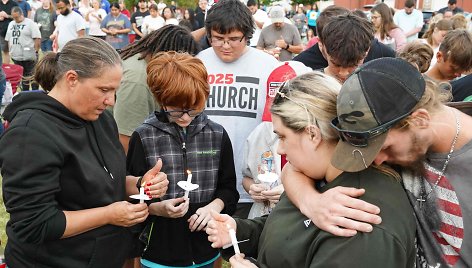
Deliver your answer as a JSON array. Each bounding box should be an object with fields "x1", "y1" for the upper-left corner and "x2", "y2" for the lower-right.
[
  {"x1": 422, "y1": 19, "x2": 453, "y2": 50},
  {"x1": 0, "y1": 37, "x2": 169, "y2": 267}
]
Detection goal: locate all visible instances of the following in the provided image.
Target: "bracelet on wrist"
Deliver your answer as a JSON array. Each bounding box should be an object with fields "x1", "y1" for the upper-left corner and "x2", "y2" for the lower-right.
[{"x1": 285, "y1": 44, "x2": 290, "y2": 50}]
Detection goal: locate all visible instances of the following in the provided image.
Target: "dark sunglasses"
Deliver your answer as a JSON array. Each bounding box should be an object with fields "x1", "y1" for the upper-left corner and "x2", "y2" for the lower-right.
[
  {"x1": 163, "y1": 108, "x2": 202, "y2": 119},
  {"x1": 330, "y1": 114, "x2": 409, "y2": 147}
]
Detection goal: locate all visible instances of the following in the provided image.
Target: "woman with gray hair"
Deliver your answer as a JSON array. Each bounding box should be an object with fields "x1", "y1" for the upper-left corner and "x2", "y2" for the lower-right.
[{"x1": 0, "y1": 37, "x2": 169, "y2": 267}]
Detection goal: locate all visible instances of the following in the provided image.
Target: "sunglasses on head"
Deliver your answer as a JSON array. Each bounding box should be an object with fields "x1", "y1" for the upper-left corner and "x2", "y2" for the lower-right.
[{"x1": 330, "y1": 113, "x2": 409, "y2": 147}]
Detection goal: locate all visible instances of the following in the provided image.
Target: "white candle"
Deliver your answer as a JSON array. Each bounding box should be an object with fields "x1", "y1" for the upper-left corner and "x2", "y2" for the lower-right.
[
  {"x1": 139, "y1": 187, "x2": 145, "y2": 203},
  {"x1": 184, "y1": 170, "x2": 192, "y2": 199},
  {"x1": 229, "y1": 228, "x2": 240, "y2": 255}
]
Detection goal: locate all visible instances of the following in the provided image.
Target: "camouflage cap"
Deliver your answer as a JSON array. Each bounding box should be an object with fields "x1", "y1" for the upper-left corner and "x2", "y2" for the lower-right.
[{"x1": 332, "y1": 58, "x2": 425, "y2": 172}]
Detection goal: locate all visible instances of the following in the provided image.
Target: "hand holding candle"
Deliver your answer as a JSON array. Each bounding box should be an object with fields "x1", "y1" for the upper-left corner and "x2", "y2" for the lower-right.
[
  {"x1": 177, "y1": 170, "x2": 199, "y2": 200},
  {"x1": 130, "y1": 181, "x2": 151, "y2": 203},
  {"x1": 229, "y1": 228, "x2": 241, "y2": 255}
]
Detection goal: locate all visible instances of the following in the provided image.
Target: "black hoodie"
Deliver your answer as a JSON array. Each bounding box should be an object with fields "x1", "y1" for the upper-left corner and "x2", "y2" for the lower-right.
[{"x1": 0, "y1": 91, "x2": 132, "y2": 267}]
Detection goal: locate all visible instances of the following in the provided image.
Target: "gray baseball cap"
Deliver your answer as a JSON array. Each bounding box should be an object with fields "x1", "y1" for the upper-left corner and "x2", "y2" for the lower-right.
[{"x1": 331, "y1": 58, "x2": 426, "y2": 172}]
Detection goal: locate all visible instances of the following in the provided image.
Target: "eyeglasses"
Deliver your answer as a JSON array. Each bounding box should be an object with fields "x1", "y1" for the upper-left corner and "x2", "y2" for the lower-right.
[
  {"x1": 163, "y1": 108, "x2": 202, "y2": 119},
  {"x1": 210, "y1": 35, "x2": 245, "y2": 47},
  {"x1": 330, "y1": 113, "x2": 410, "y2": 147}
]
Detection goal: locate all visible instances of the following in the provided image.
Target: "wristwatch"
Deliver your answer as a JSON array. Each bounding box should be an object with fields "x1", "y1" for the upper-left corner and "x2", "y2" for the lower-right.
[
  {"x1": 285, "y1": 44, "x2": 290, "y2": 50},
  {"x1": 136, "y1": 176, "x2": 143, "y2": 190}
]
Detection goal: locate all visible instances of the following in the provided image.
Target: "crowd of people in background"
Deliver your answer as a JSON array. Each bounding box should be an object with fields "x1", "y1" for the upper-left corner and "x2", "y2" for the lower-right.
[
  {"x1": 0, "y1": 0, "x2": 471, "y2": 63},
  {"x1": 1, "y1": 0, "x2": 472, "y2": 267}
]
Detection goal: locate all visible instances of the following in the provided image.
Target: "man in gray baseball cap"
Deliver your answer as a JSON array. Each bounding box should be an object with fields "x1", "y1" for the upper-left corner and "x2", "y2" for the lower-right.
[
  {"x1": 330, "y1": 57, "x2": 425, "y2": 171},
  {"x1": 284, "y1": 57, "x2": 472, "y2": 267}
]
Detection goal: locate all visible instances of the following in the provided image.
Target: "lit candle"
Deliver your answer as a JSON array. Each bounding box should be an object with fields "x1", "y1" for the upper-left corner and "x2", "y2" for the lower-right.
[
  {"x1": 129, "y1": 179, "x2": 150, "y2": 203},
  {"x1": 184, "y1": 170, "x2": 192, "y2": 199},
  {"x1": 229, "y1": 228, "x2": 240, "y2": 255}
]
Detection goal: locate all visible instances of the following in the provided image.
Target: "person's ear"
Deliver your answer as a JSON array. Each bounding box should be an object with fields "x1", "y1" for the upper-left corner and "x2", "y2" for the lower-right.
[
  {"x1": 64, "y1": 70, "x2": 79, "y2": 87},
  {"x1": 306, "y1": 125, "x2": 322, "y2": 148},
  {"x1": 410, "y1": 108, "x2": 430, "y2": 129},
  {"x1": 436, "y1": 50, "x2": 444, "y2": 63},
  {"x1": 318, "y1": 40, "x2": 324, "y2": 51}
]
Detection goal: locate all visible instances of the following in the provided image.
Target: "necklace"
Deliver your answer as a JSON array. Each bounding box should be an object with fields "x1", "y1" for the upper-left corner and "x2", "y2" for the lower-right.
[{"x1": 417, "y1": 109, "x2": 461, "y2": 208}]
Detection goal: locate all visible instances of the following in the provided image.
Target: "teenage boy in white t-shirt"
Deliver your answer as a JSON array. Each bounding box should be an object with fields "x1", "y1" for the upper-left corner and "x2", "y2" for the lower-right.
[{"x1": 197, "y1": 0, "x2": 279, "y2": 219}]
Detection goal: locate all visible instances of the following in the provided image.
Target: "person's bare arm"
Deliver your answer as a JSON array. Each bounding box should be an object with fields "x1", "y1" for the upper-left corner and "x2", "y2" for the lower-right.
[
  {"x1": 405, "y1": 26, "x2": 422, "y2": 38},
  {"x1": 191, "y1": 27, "x2": 206, "y2": 42},
  {"x1": 119, "y1": 134, "x2": 130, "y2": 155},
  {"x1": 282, "y1": 163, "x2": 382, "y2": 237},
  {"x1": 254, "y1": 18, "x2": 264, "y2": 29},
  {"x1": 132, "y1": 22, "x2": 145, "y2": 38},
  {"x1": 34, "y1": 38, "x2": 40, "y2": 53},
  {"x1": 62, "y1": 201, "x2": 148, "y2": 238},
  {"x1": 286, "y1": 44, "x2": 303, "y2": 54}
]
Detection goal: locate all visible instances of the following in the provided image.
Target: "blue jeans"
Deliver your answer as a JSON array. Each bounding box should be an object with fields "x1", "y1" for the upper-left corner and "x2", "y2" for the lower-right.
[{"x1": 41, "y1": 39, "x2": 53, "y2": 52}]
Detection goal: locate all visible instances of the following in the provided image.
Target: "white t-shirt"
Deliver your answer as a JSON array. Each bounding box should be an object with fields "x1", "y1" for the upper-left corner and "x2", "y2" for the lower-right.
[
  {"x1": 141, "y1": 15, "x2": 165, "y2": 35},
  {"x1": 5, "y1": 17, "x2": 41, "y2": 61},
  {"x1": 56, "y1": 11, "x2": 86, "y2": 51},
  {"x1": 197, "y1": 47, "x2": 279, "y2": 203},
  {"x1": 164, "y1": 18, "x2": 178, "y2": 25},
  {"x1": 250, "y1": 9, "x2": 268, "y2": 47},
  {"x1": 88, "y1": 8, "x2": 107, "y2": 36},
  {"x1": 393, "y1": 9, "x2": 423, "y2": 43}
]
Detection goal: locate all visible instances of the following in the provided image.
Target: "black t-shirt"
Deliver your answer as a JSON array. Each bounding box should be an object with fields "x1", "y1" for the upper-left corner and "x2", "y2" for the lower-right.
[
  {"x1": 452, "y1": 74, "x2": 472, "y2": 102},
  {"x1": 130, "y1": 10, "x2": 150, "y2": 40},
  {"x1": 0, "y1": 0, "x2": 18, "y2": 37},
  {"x1": 293, "y1": 39, "x2": 396, "y2": 70}
]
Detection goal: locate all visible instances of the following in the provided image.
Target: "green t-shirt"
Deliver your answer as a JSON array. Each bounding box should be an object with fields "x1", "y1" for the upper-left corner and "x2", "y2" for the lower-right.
[{"x1": 113, "y1": 54, "x2": 159, "y2": 136}]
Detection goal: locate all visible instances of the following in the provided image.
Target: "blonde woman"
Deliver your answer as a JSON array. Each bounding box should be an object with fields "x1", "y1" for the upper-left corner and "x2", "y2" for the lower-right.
[
  {"x1": 206, "y1": 71, "x2": 416, "y2": 268},
  {"x1": 86, "y1": 0, "x2": 107, "y2": 39}
]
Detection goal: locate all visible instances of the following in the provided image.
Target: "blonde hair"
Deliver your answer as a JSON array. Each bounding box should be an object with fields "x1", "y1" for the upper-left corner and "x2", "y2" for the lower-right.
[
  {"x1": 429, "y1": 13, "x2": 444, "y2": 25},
  {"x1": 270, "y1": 72, "x2": 341, "y2": 141},
  {"x1": 451, "y1": 13, "x2": 468, "y2": 30},
  {"x1": 395, "y1": 79, "x2": 452, "y2": 129},
  {"x1": 397, "y1": 41, "x2": 434, "y2": 73},
  {"x1": 147, "y1": 51, "x2": 209, "y2": 110}
]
